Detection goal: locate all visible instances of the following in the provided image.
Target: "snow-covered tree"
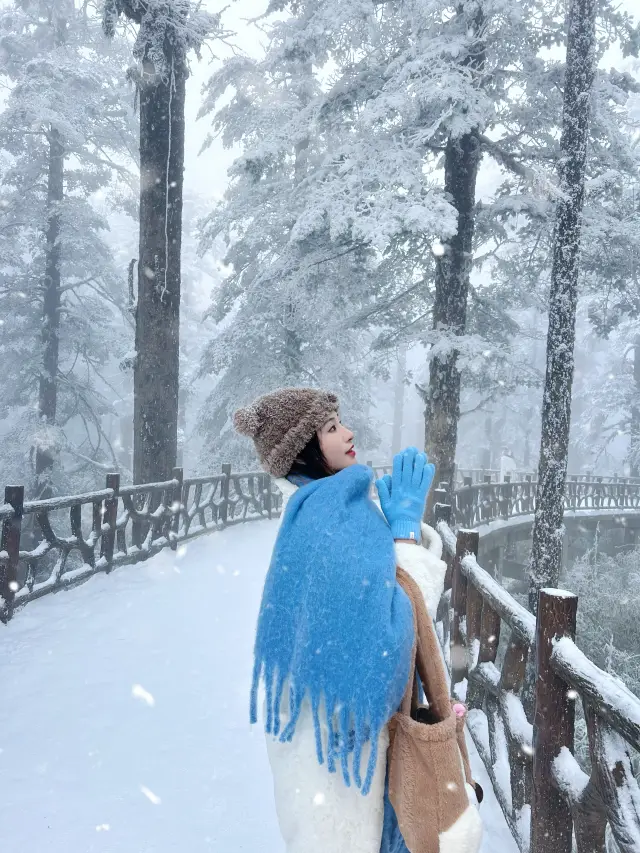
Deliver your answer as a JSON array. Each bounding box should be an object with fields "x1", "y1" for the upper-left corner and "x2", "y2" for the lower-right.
[
  {"x1": 466, "y1": 23, "x2": 640, "y2": 479},
  {"x1": 177, "y1": 192, "x2": 221, "y2": 471},
  {"x1": 562, "y1": 546, "x2": 640, "y2": 788},
  {"x1": 197, "y1": 17, "x2": 397, "y2": 471},
  {"x1": 0, "y1": 0, "x2": 137, "y2": 496},
  {"x1": 103, "y1": 0, "x2": 225, "y2": 484},
  {"x1": 198, "y1": 0, "x2": 640, "y2": 486},
  {"x1": 528, "y1": 0, "x2": 600, "y2": 614}
]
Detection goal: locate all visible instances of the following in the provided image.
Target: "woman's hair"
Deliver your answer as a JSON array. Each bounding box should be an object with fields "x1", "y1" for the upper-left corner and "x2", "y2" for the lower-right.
[{"x1": 287, "y1": 432, "x2": 333, "y2": 480}]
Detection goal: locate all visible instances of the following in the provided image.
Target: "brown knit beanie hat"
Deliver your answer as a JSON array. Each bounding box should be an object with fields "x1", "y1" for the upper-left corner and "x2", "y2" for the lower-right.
[{"x1": 233, "y1": 388, "x2": 339, "y2": 477}]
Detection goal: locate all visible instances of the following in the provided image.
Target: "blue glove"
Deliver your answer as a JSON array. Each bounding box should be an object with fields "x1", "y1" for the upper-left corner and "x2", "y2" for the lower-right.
[{"x1": 375, "y1": 447, "x2": 435, "y2": 541}]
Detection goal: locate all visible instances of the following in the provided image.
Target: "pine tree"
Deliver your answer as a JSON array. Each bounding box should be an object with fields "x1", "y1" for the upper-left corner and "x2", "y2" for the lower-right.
[
  {"x1": 528, "y1": 0, "x2": 600, "y2": 616},
  {"x1": 0, "y1": 0, "x2": 137, "y2": 496},
  {"x1": 103, "y1": 0, "x2": 223, "y2": 484},
  {"x1": 199, "y1": 0, "x2": 639, "y2": 478},
  {"x1": 197, "y1": 18, "x2": 387, "y2": 470}
]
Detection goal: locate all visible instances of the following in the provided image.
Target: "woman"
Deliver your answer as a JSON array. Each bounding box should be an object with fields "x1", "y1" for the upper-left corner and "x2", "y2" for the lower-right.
[{"x1": 234, "y1": 387, "x2": 481, "y2": 853}]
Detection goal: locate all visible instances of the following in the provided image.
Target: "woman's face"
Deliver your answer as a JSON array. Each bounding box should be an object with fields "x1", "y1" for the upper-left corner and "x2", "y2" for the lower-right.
[{"x1": 317, "y1": 412, "x2": 357, "y2": 473}]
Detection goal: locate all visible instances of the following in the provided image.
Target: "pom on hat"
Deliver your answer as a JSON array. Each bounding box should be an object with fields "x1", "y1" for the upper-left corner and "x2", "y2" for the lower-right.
[{"x1": 233, "y1": 406, "x2": 261, "y2": 438}]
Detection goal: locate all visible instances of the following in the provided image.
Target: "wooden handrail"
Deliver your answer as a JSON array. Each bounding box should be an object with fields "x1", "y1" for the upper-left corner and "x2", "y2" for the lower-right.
[
  {"x1": 0, "y1": 466, "x2": 284, "y2": 622},
  {"x1": 2, "y1": 462, "x2": 640, "y2": 850},
  {"x1": 3, "y1": 464, "x2": 640, "y2": 622},
  {"x1": 438, "y1": 520, "x2": 640, "y2": 853}
]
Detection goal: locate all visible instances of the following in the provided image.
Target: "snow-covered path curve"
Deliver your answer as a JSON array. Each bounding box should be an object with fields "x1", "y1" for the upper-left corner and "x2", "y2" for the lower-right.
[{"x1": 1, "y1": 522, "x2": 518, "y2": 853}]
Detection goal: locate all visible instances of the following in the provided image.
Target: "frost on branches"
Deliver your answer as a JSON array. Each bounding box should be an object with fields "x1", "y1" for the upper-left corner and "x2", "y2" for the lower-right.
[
  {"x1": 0, "y1": 0, "x2": 137, "y2": 497},
  {"x1": 102, "y1": 0, "x2": 220, "y2": 80},
  {"x1": 196, "y1": 0, "x2": 640, "y2": 485}
]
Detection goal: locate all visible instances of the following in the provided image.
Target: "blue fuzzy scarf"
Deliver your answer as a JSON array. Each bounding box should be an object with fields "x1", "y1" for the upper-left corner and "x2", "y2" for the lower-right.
[{"x1": 250, "y1": 464, "x2": 414, "y2": 796}]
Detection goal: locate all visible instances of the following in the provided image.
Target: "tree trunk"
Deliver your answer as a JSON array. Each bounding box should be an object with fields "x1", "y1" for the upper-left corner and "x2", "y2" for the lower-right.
[
  {"x1": 119, "y1": 414, "x2": 133, "y2": 475},
  {"x1": 424, "y1": 4, "x2": 484, "y2": 514},
  {"x1": 177, "y1": 275, "x2": 190, "y2": 470},
  {"x1": 424, "y1": 131, "x2": 482, "y2": 509},
  {"x1": 282, "y1": 84, "x2": 311, "y2": 382},
  {"x1": 524, "y1": 409, "x2": 533, "y2": 469},
  {"x1": 34, "y1": 128, "x2": 64, "y2": 500},
  {"x1": 392, "y1": 344, "x2": 407, "y2": 455},
  {"x1": 629, "y1": 336, "x2": 640, "y2": 478},
  {"x1": 481, "y1": 414, "x2": 492, "y2": 470},
  {"x1": 529, "y1": 0, "x2": 598, "y2": 614},
  {"x1": 133, "y1": 57, "x2": 185, "y2": 485},
  {"x1": 177, "y1": 385, "x2": 188, "y2": 468}
]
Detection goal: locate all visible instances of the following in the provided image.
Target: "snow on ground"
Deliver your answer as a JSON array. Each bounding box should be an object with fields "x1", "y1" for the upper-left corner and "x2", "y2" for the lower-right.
[{"x1": 1, "y1": 521, "x2": 519, "y2": 853}]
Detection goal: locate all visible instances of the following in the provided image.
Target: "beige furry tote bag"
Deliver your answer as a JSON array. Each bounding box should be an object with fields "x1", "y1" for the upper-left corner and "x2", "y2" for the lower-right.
[{"x1": 387, "y1": 567, "x2": 483, "y2": 853}]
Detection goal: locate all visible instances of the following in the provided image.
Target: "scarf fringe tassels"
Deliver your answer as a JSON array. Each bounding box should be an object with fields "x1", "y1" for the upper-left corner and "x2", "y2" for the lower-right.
[
  {"x1": 251, "y1": 661, "x2": 382, "y2": 796},
  {"x1": 248, "y1": 466, "x2": 414, "y2": 802}
]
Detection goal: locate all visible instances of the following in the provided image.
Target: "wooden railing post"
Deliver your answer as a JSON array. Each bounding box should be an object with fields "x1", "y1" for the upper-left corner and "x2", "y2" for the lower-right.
[
  {"x1": 525, "y1": 474, "x2": 534, "y2": 514},
  {"x1": 431, "y1": 486, "x2": 448, "y2": 524},
  {"x1": 500, "y1": 474, "x2": 512, "y2": 518},
  {"x1": 0, "y1": 485, "x2": 24, "y2": 622},
  {"x1": 451, "y1": 529, "x2": 479, "y2": 696},
  {"x1": 433, "y1": 502, "x2": 451, "y2": 526},
  {"x1": 170, "y1": 467, "x2": 183, "y2": 550},
  {"x1": 101, "y1": 474, "x2": 120, "y2": 570},
  {"x1": 220, "y1": 464, "x2": 231, "y2": 526},
  {"x1": 531, "y1": 589, "x2": 578, "y2": 853},
  {"x1": 264, "y1": 473, "x2": 273, "y2": 519}
]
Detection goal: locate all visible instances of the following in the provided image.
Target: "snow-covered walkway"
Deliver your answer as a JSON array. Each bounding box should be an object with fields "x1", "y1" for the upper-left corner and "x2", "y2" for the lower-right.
[{"x1": 2, "y1": 521, "x2": 519, "y2": 853}]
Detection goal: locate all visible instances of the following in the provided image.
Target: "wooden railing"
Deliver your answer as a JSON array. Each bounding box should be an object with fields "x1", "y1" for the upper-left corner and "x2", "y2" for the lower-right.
[
  {"x1": 435, "y1": 508, "x2": 640, "y2": 853},
  {"x1": 4, "y1": 464, "x2": 640, "y2": 623},
  {"x1": 0, "y1": 466, "x2": 282, "y2": 622},
  {"x1": 452, "y1": 474, "x2": 640, "y2": 530},
  {"x1": 3, "y1": 462, "x2": 640, "y2": 849},
  {"x1": 456, "y1": 467, "x2": 532, "y2": 485}
]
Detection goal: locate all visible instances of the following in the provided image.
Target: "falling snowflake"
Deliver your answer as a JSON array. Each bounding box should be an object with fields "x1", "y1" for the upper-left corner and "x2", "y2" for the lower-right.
[
  {"x1": 140, "y1": 785, "x2": 161, "y2": 805},
  {"x1": 132, "y1": 684, "x2": 155, "y2": 707}
]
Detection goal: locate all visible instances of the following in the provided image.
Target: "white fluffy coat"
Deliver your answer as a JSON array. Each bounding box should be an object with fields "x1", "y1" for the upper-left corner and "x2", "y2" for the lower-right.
[{"x1": 261, "y1": 477, "x2": 482, "y2": 853}]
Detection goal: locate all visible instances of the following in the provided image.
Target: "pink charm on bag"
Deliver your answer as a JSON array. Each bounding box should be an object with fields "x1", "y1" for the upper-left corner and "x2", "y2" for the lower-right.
[{"x1": 452, "y1": 703, "x2": 466, "y2": 718}]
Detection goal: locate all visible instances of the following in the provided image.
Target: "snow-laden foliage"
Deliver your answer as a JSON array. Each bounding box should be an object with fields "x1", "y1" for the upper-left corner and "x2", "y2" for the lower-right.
[
  {"x1": 483, "y1": 58, "x2": 640, "y2": 476},
  {"x1": 0, "y1": 0, "x2": 137, "y2": 494},
  {"x1": 562, "y1": 546, "x2": 640, "y2": 790},
  {"x1": 177, "y1": 193, "x2": 221, "y2": 471},
  {"x1": 197, "y1": 14, "x2": 392, "y2": 470},
  {"x1": 103, "y1": 0, "x2": 221, "y2": 79},
  {"x1": 198, "y1": 0, "x2": 640, "y2": 472}
]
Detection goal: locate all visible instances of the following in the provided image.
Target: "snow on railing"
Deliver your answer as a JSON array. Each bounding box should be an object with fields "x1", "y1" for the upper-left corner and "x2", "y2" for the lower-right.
[
  {"x1": 3, "y1": 462, "x2": 640, "y2": 848},
  {"x1": 3, "y1": 464, "x2": 640, "y2": 624},
  {"x1": 452, "y1": 473, "x2": 640, "y2": 529},
  {"x1": 0, "y1": 466, "x2": 283, "y2": 622},
  {"x1": 548, "y1": 634, "x2": 640, "y2": 853},
  {"x1": 436, "y1": 508, "x2": 640, "y2": 853},
  {"x1": 456, "y1": 468, "x2": 532, "y2": 485}
]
